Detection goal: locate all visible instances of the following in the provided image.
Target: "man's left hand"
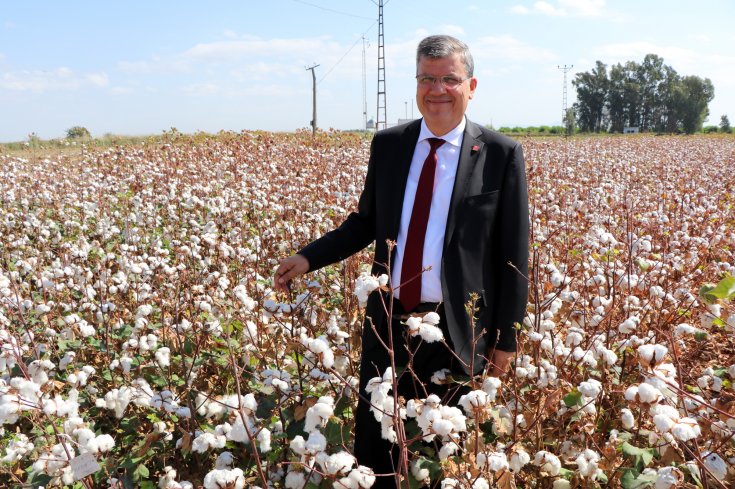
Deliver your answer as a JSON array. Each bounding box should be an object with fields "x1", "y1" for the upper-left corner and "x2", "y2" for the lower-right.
[{"x1": 488, "y1": 350, "x2": 515, "y2": 377}]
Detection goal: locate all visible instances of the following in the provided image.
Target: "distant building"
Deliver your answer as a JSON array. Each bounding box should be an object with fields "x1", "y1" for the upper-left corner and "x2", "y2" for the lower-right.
[
  {"x1": 623, "y1": 127, "x2": 640, "y2": 134},
  {"x1": 366, "y1": 119, "x2": 375, "y2": 130}
]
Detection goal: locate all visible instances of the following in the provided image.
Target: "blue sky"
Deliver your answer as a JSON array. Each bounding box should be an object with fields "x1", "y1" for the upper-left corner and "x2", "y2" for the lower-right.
[{"x1": 1, "y1": 1, "x2": 734, "y2": 141}]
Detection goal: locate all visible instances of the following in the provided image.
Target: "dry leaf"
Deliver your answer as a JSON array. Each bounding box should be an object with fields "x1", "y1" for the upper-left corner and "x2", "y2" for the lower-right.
[
  {"x1": 496, "y1": 469, "x2": 516, "y2": 489},
  {"x1": 294, "y1": 397, "x2": 318, "y2": 421}
]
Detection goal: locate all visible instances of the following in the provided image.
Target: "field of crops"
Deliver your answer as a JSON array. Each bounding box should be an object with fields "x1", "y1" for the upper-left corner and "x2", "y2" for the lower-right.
[{"x1": 1, "y1": 131, "x2": 734, "y2": 488}]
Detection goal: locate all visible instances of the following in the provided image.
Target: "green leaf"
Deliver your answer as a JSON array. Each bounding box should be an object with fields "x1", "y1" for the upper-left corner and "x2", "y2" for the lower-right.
[
  {"x1": 324, "y1": 420, "x2": 348, "y2": 445},
  {"x1": 694, "y1": 331, "x2": 709, "y2": 341},
  {"x1": 621, "y1": 442, "x2": 655, "y2": 471},
  {"x1": 256, "y1": 397, "x2": 276, "y2": 419},
  {"x1": 620, "y1": 468, "x2": 656, "y2": 489},
  {"x1": 133, "y1": 463, "x2": 149, "y2": 480},
  {"x1": 563, "y1": 389, "x2": 583, "y2": 407},
  {"x1": 479, "y1": 419, "x2": 498, "y2": 444},
  {"x1": 700, "y1": 276, "x2": 735, "y2": 304}
]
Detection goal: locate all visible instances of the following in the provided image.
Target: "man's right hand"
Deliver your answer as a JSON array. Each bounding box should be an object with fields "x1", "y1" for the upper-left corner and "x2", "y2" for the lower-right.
[{"x1": 274, "y1": 254, "x2": 310, "y2": 292}]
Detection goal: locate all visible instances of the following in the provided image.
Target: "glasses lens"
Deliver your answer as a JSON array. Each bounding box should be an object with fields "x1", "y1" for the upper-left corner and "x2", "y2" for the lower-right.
[{"x1": 442, "y1": 77, "x2": 462, "y2": 88}]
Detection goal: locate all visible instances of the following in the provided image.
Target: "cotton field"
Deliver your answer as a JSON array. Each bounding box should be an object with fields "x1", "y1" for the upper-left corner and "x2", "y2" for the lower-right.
[{"x1": 1, "y1": 131, "x2": 734, "y2": 488}]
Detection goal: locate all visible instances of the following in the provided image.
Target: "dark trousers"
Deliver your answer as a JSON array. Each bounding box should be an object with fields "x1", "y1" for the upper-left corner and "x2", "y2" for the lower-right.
[{"x1": 353, "y1": 303, "x2": 469, "y2": 488}]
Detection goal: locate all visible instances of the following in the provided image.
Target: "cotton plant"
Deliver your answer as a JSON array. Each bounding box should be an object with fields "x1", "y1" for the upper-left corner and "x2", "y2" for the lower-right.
[{"x1": 2, "y1": 132, "x2": 735, "y2": 487}]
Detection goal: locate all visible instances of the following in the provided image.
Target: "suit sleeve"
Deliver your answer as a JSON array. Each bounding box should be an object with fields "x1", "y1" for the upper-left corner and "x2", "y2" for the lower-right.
[
  {"x1": 493, "y1": 142, "x2": 529, "y2": 352},
  {"x1": 298, "y1": 136, "x2": 378, "y2": 271}
]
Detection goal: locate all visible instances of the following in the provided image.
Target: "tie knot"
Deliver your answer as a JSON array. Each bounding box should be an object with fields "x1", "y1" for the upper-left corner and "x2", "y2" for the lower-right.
[{"x1": 428, "y1": 138, "x2": 445, "y2": 151}]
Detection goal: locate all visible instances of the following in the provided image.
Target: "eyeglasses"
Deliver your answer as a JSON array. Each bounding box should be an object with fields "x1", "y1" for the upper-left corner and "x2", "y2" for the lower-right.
[{"x1": 415, "y1": 75, "x2": 470, "y2": 89}]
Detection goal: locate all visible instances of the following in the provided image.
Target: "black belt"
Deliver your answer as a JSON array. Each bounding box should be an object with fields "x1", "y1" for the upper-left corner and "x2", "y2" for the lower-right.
[{"x1": 391, "y1": 302, "x2": 442, "y2": 321}]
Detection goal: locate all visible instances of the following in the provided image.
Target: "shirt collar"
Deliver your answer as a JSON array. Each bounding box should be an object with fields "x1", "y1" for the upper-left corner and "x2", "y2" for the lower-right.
[{"x1": 418, "y1": 116, "x2": 466, "y2": 147}]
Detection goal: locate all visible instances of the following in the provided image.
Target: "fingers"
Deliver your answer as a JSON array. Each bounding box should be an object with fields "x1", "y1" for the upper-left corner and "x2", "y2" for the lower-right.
[{"x1": 274, "y1": 254, "x2": 309, "y2": 291}]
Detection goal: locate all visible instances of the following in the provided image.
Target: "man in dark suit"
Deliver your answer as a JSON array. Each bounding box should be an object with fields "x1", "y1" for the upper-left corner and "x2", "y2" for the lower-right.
[{"x1": 275, "y1": 35, "x2": 528, "y2": 486}]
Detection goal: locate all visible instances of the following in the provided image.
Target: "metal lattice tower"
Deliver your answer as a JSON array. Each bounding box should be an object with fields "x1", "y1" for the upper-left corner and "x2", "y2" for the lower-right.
[
  {"x1": 558, "y1": 64, "x2": 573, "y2": 125},
  {"x1": 376, "y1": 0, "x2": 387, "y2": 130},
  {"x1": 362, "y1": 36, "x2": 368, "y2": 131}
]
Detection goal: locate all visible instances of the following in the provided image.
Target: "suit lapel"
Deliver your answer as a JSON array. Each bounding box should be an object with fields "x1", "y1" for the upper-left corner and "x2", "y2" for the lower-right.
[
  {"x1": 443, "y1": 119, "x2": 483, "y2": 251},
  {"x1": 388, "y1": 121, "x2": 421, "y2": 243}
]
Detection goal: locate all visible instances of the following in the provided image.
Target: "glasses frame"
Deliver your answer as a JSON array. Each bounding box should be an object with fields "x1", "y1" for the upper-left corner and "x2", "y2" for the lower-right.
[{"x1": 415, "y1": 74, "x2": 471, "y2": 89}]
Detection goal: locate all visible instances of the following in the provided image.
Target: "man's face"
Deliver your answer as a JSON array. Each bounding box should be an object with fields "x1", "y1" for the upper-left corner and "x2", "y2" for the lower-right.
[{"x1": 416, "y1": 53, "x2": 477, "y2": 136}]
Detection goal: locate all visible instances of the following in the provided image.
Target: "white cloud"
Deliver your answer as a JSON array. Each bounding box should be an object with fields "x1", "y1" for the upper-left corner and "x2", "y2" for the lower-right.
[
  {"x1": 183, "y1": 36, "x2": 336, "y2": 61},
  {"x1": 510, "y1": 0, "x2": 607, "y2": 17},
  {"x1": 0, "y1": 67, "x2": 110, "y2": 92},
  {"x1": 437, "y1": 25, "x2": 466, "y2": 37},
  {"x1": 595, "y1": 42, "x2": 697, "y2": 67},
  {"x1": 87, "y1": 73, "x2": 109, "y2": 87},
  {"x1": 474, "y1": 35, "x2": 557, "y2": 62}
]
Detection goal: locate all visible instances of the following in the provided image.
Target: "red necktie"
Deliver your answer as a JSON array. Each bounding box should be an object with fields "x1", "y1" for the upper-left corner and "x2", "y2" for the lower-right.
[{"x1": 400, "y1": 137, "x2": 445, "y2": 312}]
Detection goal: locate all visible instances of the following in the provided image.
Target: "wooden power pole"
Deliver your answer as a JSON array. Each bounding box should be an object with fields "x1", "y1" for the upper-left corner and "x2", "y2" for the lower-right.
[{"x1": 306, "y1": 64, "x2": 319, "y2": 136}]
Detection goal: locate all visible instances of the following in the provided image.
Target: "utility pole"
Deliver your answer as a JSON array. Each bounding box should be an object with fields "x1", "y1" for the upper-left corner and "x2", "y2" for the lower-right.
[
  {"x1": 306, "y1": 64, "x2": 319, "y2": 136},
  {"x1": 362, "y1": 36, "x2": 369, "y2": 131},
  {"x1": 376, "y1": 0, "x2": 387, "y2": 130},
  {"x1": 558, "y1": 64, "x2": 573, "y2": 127}
]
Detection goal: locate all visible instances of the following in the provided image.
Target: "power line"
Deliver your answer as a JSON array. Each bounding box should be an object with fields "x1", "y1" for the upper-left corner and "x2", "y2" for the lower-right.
[
  {"x1": 290, "y1": 0, "x2": 373, "y2": 20},
  {"x1": 317, "y1": 21, "x2": 376, "y2": 84}
]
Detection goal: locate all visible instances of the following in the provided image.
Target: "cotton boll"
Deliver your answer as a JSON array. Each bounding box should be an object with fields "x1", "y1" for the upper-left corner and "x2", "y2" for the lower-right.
[
  {"x1": 155, "y1": 347, "x2": 171, "y2": 368},
  {"x1": 482, "y1": 377, "x2": 501, "y2": 401},
  {"x1": 257, "y1": 428, "x2": 271, "y2": 453},
  {"x1": 289, "y1": 436, "x2": 306, "y2": 455},
  {"x1": 202, "y1": 468, "x2": 245, "y2": 489},
  {"x1": 655, "y1": 466, "x2": 684, "y2": 489},
  {"x1": 321, "y1": 450, "x2": 355, "y2": 476},
  {"x1": 285, "y1": 471, "x2": 307, "y2": 489},
  {"x1": 410, "y1": 459, "x2": 430, "y2": 483},
  {"x1": 472, "y1": 478, "x2": 489, "y2": 489},
  {"x1": 621, "y1": 408, "x2": 636, "y2": 430},
  {"x1": 346, "y1": 465, "x2": 375, "y2": 488},
  {"x1": 534, "y1": 450, "x2": 561, "y2": 476},
  {"x1": 578, "y1": 379, "x2": 602, "y2": 398},
  {"x1": 458, "y1": 390, "x2": 490, "y2": 417},
  {"x1": 702, "y1": 451, "x2": 727, "y2": 481},
  {"x1": 476, "y1": 451, "x2": 509, "y2": 473},
  {"x1": 636, "y1": 383, "x2": 663, "y2": 404},
  {"x1": 304, "y1": 431, "x2": 327, "y2": 454},
  {"x1": 439, "y1": 441, "x2": 460, "y2": 461},
  {"x1": 509, "y1": 449, "x2": 531, "y2": 472},
  {"x1": 575, "y1": 449, "x2": 601, "y2": 478},
  {"x1": 671, "y1": 418, "x2": 700, "y2": 441},
  {"x1": 638, "y1": 344, "x2": 668, "y2": 367}
]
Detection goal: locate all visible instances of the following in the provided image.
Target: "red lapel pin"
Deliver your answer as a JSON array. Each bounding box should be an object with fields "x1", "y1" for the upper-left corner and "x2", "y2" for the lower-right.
[{"x1": 471, "y1": 145, "x2": 480, "y2": 153}]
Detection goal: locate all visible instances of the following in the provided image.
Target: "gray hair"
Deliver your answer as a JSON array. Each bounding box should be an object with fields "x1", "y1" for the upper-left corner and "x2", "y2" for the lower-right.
[{"x1": 416, "y1": 35, "x2": 474, "y2": 77}]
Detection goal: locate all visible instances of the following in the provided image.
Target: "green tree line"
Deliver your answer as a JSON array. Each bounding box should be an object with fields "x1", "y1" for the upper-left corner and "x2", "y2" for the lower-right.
[{"x1": 573, "y1": 54, "x2": 714, "y2": 134}]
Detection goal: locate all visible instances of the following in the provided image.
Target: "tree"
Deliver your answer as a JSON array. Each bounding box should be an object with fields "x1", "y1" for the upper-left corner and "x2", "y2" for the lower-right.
[
  {"x1": 564, "y1": 107, "x2": 576, "y2": 135},
  {"x1": 572, "y1": 61, "x2": 608, "y2": 132},
  {"x1": 672, "y1": 76, "x2": 714, "y2": 134},
  {"x1": 573, "y1": 55, "x2": 714, "y2": 134},
  {"x1": 720, "y1": 115, "x2": 732, "y2": 133},
  {"x1": 66, "y1": 126, "x2": 91, "y2": 139}
]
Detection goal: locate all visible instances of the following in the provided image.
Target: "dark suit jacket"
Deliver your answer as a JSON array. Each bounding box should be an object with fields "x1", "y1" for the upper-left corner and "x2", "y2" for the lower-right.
[{"x1": 299, "y1": 119, "x2": 529, "y2": 375}]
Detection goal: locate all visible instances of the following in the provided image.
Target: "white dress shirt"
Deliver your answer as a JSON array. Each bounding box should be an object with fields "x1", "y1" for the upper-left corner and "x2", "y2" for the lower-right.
[{"x1": 392, "y1": 117, "x2": 466, "y2": 303}]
